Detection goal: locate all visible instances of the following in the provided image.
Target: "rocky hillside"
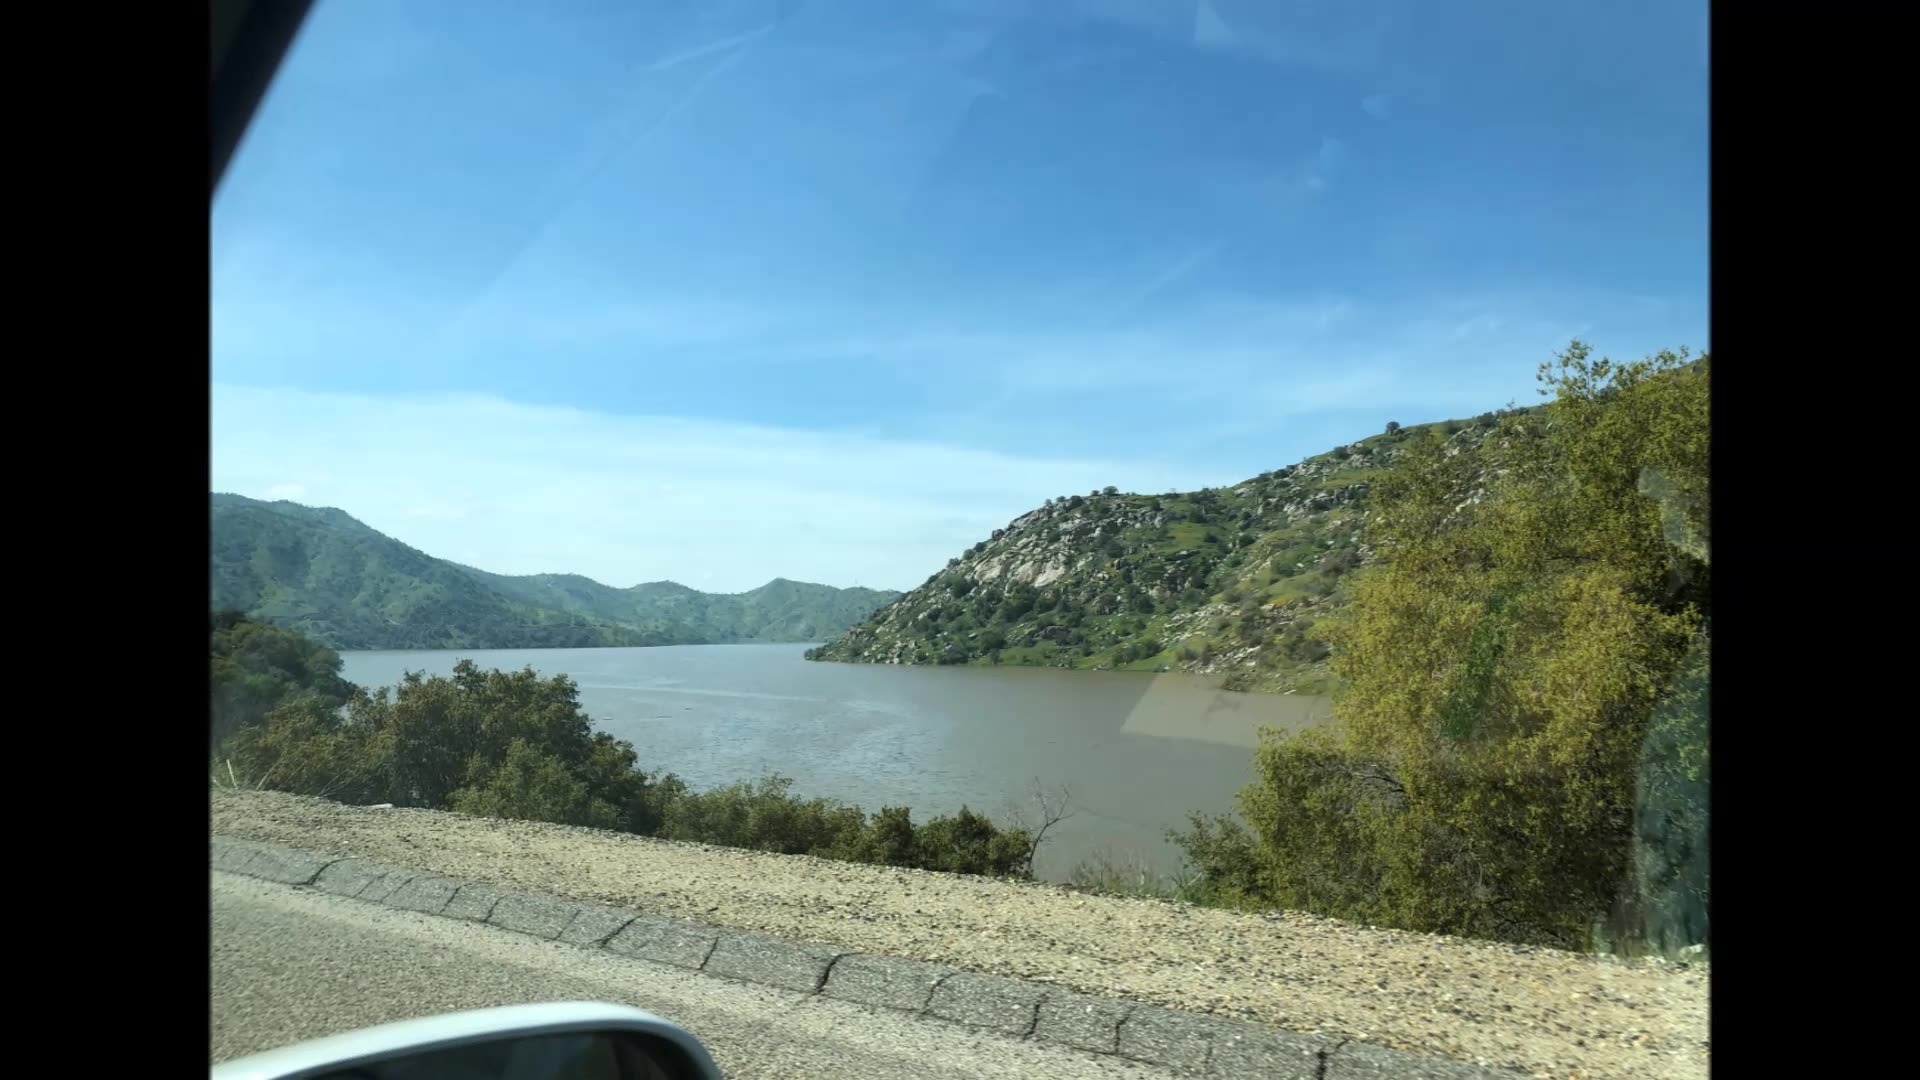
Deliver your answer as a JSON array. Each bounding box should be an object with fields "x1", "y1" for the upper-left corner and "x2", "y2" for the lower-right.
[
  {"x1": 212, "y1": 494, "x2": 898, "y2": 651},
  {"x1": 809, "y1": 411, "x2": 1521, "y2": 693}
]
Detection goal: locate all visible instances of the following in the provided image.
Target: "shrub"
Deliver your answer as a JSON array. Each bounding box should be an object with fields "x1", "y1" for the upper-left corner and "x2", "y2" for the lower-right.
[
  {"x1": 1289, "y1": 635, "x2": 1331, "y2": 663},
  {"x1": 211, "y1": 612, "x2": 353, "y2": 753},
  {"x1": 1318, "y1": 547, "x2": 1360, "y2": 576},
  {"x1": 1169, "y1": 812, "x2": 1270, "y2": 906},
  {"x1": 451, "y1": 737, "x2": 627, "y2": 832},
  {"x1": 1385, "y1": 421, "x2": 1401, "y2": 435},
  {"x1": 658, "y1": 774, "x2": 859, "y2": 856},
  {"x1": 1210, "y1": 342, "x2": 1710, "y2": 950},
  {"x1": 224, "y1": 696, "x2": 383, "y2": 805},
  {"x1": 223, "y1": 661, "x2": 671, "y2": 834},
  {"x1": 655, "y1": 776, "x2": 1039, "y2": 876},
  {"x1": 916, "y1": 806, "x2": 1033, "y2": 876},
  {"x1": 999, "y1": 587, "x2": 1037, "y2": 621},
  {"x1": 861, "y1": 806, "x2": 919, "y2": 865}
]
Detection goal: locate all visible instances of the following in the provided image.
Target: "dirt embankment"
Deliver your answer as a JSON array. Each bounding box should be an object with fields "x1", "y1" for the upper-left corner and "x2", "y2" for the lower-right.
[{"x1": 211, "y1": 789, "x2": 1707, "y2": 1080}]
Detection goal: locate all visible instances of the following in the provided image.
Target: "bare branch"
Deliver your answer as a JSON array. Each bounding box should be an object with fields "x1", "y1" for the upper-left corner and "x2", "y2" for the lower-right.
[{"x1": 1013, "y1": 777, "x2": 1075, "y2": 876}]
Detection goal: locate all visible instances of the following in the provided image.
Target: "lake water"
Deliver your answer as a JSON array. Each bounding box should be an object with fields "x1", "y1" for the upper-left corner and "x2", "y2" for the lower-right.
[{"x1": 341, "y1": 644, "x2": 1333, "y2": 881}]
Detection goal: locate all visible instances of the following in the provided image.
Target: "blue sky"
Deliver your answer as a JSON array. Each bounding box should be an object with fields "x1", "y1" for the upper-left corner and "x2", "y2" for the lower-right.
[{"x1": 212, "y1": 0, "x2": 1708, "y2": 594}]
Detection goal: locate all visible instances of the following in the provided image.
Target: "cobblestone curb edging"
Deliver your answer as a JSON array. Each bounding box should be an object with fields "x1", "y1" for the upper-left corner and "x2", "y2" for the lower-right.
[{"x1": 212, "y1": 836, "x2": 1519, "y2": 1080}]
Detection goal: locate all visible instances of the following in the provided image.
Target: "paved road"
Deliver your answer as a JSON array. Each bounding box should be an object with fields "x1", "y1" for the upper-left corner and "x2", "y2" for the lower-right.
[{"x1": 211, "y1": 871, "x2": 1174, "y2": 1079}]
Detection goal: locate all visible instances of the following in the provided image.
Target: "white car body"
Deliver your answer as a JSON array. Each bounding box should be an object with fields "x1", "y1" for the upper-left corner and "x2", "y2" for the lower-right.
[{"x1": 210, "y1": 1001, "x2": 724, "y2": 1080}]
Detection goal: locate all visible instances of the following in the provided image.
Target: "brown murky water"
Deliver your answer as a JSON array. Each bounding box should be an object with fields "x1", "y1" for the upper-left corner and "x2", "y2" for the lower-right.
[{"x1": 342, "y1": 643, "x2": 1332, "y2": 880}]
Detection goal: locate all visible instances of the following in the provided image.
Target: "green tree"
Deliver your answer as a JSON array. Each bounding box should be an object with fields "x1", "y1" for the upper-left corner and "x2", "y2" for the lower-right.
[
  {"x1": 999, "y1": 586, "x2": 1037, "y2": 621},
  {"x1": 211, "y1": 611, "x2": 353, "y2": 753},
  {"x1": 915, "y1": 807, "x2": 1031, "y2": 876},
  {"x1": 223, "y1": 695, "x2": 382, "y2": 803},
  {"x1": 863, "y1": 806, "x2": 919, "y2": 865},
  {"x1": 226, "y1": 651, "x2": 675, "y2": 835},
  {"x1": 451, "y1": 737, "x2": 622, "y2": 830},
  {"x1": 1188, "y1": 343, "x2": 1709, "y2": 949}
]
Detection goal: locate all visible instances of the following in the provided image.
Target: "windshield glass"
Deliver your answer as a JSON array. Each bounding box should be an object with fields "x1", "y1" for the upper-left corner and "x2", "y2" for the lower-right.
[{"x1": 211, "y1": 4, "x2": 1709, "y2": 1079}]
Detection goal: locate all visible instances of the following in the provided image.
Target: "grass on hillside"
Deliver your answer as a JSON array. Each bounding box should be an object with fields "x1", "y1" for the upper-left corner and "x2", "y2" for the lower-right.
[{"x1": 1063, "y1": 847, "x2": 1222, "y2": 906}]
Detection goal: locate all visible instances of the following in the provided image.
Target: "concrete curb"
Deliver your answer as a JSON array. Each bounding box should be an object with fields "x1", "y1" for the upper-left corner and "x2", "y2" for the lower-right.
[{"x1": 211, "y1": 837, "x2": 1521, "y2": 1080}]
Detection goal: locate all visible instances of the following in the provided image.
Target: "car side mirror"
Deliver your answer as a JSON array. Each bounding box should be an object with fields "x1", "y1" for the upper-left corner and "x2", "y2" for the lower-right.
[{"x1": 211, "y1": 1002, "x2": 724, "y2": 1080}]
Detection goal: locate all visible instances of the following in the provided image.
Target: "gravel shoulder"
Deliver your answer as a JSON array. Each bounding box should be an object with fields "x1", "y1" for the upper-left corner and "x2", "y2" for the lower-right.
[{"x1": 211, "y1": 789, "x2": 1707, "y2": 1080}]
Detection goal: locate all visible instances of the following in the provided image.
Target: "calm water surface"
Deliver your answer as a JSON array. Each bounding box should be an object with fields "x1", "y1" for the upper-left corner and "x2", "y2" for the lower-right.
[{"x1": 341, "y1": 644, "x2": 1331, "y2": 881}]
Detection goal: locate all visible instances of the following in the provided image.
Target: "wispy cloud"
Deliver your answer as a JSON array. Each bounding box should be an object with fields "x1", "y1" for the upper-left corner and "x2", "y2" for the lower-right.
[
  {"x1": 646, "y1": 23, "x2": 775, "y2": 72},
  {"x1": 1112, "y1": 244, "x2": 1221, "y2": 314},
  {"x1": 1189, "y1": 0, "x2": 1388, "y2": 74},
  {"x1": 1306, "y1": 135, "x2": 1345, "y2": 190},
  {"x1": 1193, "y1": 0, "x2": 1237, "y2": 53},
  {"x1": 215, "y1": 270, "x2": 1700, "y2": 446},
  {"x1": 211, "y1": 385, "x2": 1223, "y2": 594}
]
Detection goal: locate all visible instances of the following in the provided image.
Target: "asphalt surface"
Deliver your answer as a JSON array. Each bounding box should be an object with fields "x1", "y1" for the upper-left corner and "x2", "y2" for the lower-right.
[{"x1": 211, "y1": 871, "x2": 1176, "y2": 1079}]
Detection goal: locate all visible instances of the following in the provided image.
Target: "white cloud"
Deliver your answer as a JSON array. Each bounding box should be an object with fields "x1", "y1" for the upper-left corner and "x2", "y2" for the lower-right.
[
  {"x1": 265, "y1": 483, "x2": 307, "y2": 501},
  {"x1": 1113, "y1": 244, "x2": 1221, "y2": 314},
  {"x1": 1193, "y1": 0, "x2": 1236, "y2": 51},
  {"x1": 1185, "y1": 0, "x2": 1386, "y2": 74},
  {"x1": 210, "y1": 385, "x2": 1223, "y2": 594},
  {"x1": 645, "y1": 24, "x2": 774, "y2": 72}
]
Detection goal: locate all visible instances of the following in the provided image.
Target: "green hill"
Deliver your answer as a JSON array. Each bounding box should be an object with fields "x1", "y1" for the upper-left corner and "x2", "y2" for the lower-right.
[
  {"x1": 210, "y1": 493, "x2": 899, "y2": 651},
  {"x1": 457, "y1": 567, "x2": 901, "y2": 644},
  {"x1": 806, "y1": 410, "x2": 1527, "y2": 694}
]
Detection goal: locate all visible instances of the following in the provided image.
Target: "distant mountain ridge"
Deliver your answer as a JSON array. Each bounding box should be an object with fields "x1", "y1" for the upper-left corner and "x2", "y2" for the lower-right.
[{"x1": 210, "y1": 493, "x2": 899, "y2": 651}]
